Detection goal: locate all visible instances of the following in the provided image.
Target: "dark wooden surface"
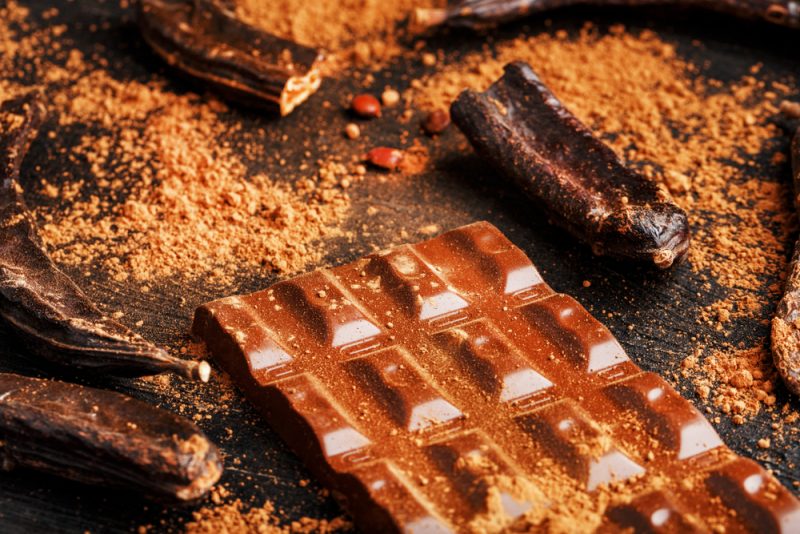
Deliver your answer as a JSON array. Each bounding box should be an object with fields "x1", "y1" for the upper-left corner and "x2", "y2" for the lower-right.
[{"x1": 1, "y1": 1, "x2": 798, "y2": 532}]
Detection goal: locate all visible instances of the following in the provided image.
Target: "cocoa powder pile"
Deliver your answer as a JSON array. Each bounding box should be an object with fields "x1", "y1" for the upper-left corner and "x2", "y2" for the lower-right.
[
  {"x1": 234, "y1": 0, "x2": 443, "y2": 70},
  {"x1": 0, "y1": 3, "x2": 357, "y2": 287},
  {"x1": 40, "y1": 70, "x2": 354, "y2": 285},
  {"x1": 184, "y1": 499, "x2": 351, "y2": 534}
]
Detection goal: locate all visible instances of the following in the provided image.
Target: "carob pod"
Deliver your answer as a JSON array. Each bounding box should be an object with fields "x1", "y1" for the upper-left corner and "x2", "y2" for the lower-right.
[
  {"x1": 772, "y1": 121, "x2": 800, "y2": 396},
  {"x1": 450, "y1": 61, "x2": 690, "y2": 268},
  {"x1": 0, "y1": 372, "x2": 222, "y2": 501},
  {"x1": 137, "y1": 0, "x2": 323, "y2": 116},
  {"x1": 0, "y1": 95, "x2": 209, "y2": 381},
  {"x1": 414, "y1": 0, "x2": 800, "y2": 30}
]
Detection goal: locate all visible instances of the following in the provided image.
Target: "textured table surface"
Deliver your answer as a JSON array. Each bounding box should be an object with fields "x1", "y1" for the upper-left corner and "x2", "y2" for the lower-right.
[{"x1": 0, "y1": 1, "x2": 798, "y2": 532}]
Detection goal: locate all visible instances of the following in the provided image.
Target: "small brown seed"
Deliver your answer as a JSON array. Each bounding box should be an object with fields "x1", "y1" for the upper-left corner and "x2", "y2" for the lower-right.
[
  {"x1": 381, "y1": 89, "x2": 400, "y2": 107},
  {"x1": 423, "y1": 109, "x2": 450, "y2": 135},
  {"x1": 366, "y1": 147, "x2": 403, "y2": 171},
  {"x1": 422, "y1": 52, "x2": 437, "y2": 66},
  {"x1": 344, "y1": 123, "x2": 360, "y2": 139},
  {"x1": 350, "y1": 94, "x2": 381, "y2": 118}
]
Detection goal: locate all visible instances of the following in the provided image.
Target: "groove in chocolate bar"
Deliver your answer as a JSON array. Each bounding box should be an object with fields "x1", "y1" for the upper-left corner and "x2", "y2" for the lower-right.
[
  {"x1": 450, "y1": 61, "x2": 690, "y2": 268},
  {"x1": 0, "y1": 94, "x2": 208, "y2": 381},
  {"x1": 193, "y1": 221, "x2": 799, "y2": 532},
  {"x1": 137, "y1": 0, "x2": 323, "y2": 116}
]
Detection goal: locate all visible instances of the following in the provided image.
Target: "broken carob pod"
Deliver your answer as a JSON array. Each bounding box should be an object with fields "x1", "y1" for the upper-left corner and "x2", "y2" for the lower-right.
[
  {"x1": 137, "y1": 0, "x2": 323, "y2": 116},
  {"x1": 0, "y1": 372, "x2": 222, "y2": 501},
  {"x1": 771, "y1": 122, "x2": 800, "y2": 396},
  {"x1": 0, "y1": 95, "x2": 209, "y2": 381},
  {"x1": 414, "y1": 0, "x2": 800, "y2": 30},
  {"x1": 450, "y1": 62, "x2": 690, "y2": 268}
]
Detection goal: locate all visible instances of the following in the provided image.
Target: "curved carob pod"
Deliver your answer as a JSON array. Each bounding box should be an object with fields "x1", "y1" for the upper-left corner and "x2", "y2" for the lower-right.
[
  {"x1": 0, "y1": 95, "x2": 209, "y2": 381},
  {"x1": 0, "y1": 372, "x2": 222, "y2": 502},
  {"x1": 137, "y1": 0, "x2": 323, "y2": 116},
  {"x1": 450, "y1": 62, "x2": 690, "y2": 268},
  {"x1": 772, "y1": 122, "x2": 800, "y2": 396},
  {"x1": 414, "y1": 0, "x2": 800, "y2": 30}
]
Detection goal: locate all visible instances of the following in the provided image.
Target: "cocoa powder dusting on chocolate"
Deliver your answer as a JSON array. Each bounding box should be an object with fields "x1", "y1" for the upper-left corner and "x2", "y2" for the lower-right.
[{"x1": 410, "y1": 25, "x2": 796, "y2": 424}]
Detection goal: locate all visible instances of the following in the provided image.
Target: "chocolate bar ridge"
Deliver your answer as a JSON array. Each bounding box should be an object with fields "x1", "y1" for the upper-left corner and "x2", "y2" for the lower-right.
[{"x1": 193, "y1": 222, "x2": 800, "y2": 532}]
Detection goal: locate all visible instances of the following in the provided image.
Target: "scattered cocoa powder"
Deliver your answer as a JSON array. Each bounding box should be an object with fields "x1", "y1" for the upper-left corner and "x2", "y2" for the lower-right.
[
  {"x1": 185, "y1": 499, "x2": 351, "y2": 533},
  {"x1": 233, "y1": 0, "x2": 444, "y2": 71},
  {"x1": 0, "y1": 1, "x2": 72, "y2": 100},
  {"x1": 398, "y1": 139, "x2": 430, "y2": 175},
  {"x1": 41, "y1": 70, "x2": 353, "y2": 285},
  {"x1": 3, "y1": 0, "x2": 800, "y2": 528},
  {"x1": 684, "y1": 345, "x2": 777, "y2": 419},
  {"x1": 0, "y1": 2, "x2": 358, "y2": 287}
]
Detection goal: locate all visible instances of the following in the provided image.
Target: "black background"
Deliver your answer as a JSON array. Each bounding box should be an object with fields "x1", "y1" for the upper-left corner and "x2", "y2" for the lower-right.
[{"x1": 0, "y1": 0, "x2": 798, "y2": 532}]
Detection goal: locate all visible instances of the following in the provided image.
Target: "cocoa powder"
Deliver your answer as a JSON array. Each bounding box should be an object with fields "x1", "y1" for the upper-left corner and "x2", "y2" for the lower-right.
[
  {"x1": 233, "y1": 0, "x2": 444, "y2": 71},
  {"x1": 2, "y1": 0, "x2": 800, "y2": 526},
  {"x1": 0, "y1": 2, "x2": 357, "y2": 287},
  {"x1": 42, "y1": 70, "x2": 354, "y2": 286},
  {"x1": 185, "y1": 498, "x2": 351, "y2": 534}
]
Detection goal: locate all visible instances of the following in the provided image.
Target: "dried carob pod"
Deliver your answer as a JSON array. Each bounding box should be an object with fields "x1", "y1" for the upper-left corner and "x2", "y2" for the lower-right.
[
  {"x1": 137, "y1": 0, "x2": 323, "y2": 116},
  {"x1": 0, "y1": 95, "x2": 209, "y2": 381},
  {"x1": 414, "y1": 0, "x2": 800, "y2": 30},
  {"x1": 0, "y1": 372, "x2": 222, "y2": 501},
  {"x1": 772, "y1": 120, "x2": 800, "y2": 396},
  {"x1": 451, "y1": 62, "x2": 690, "y2": 268}
]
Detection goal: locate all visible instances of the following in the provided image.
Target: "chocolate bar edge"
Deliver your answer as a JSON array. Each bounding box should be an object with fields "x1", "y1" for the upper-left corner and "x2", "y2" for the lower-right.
[{"x1": 191, "y1": 307, "x2": 406, "y2": 532}]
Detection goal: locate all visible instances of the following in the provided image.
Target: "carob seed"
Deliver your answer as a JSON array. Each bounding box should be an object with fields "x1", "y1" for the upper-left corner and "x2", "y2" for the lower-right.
[
  {"x1": 366, "y1": 147, "x2": 403, "y2": 170},
  {"x1": 782, "y1": 100, "x2": 800, "y2": 118},
  {"x1": 423, "y1": 109, "x2": 451, "y2": 135},
  {"x1": 351, "y1": 94, "x2": 381, "y2": 118}
]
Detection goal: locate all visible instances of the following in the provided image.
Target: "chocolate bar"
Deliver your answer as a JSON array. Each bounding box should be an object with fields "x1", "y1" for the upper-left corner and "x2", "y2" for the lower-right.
[{"x1": 194, "y1": 222, "x2": 800, "y2": 532}]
